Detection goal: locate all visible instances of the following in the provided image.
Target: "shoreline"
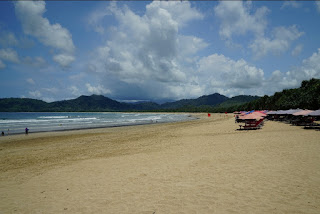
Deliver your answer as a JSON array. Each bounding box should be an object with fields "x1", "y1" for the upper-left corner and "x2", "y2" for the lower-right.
[
  {"x1": 0, "y1": 116, "x2": 198, "y2": 137},
  {"x1": 0, "y1": 112, "x2": 198, "y2": 137}
]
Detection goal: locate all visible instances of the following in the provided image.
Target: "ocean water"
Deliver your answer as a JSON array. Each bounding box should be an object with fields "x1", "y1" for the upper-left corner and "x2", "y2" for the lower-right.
[{"x1": 0, "y1": 112, "x2": 194, "y2": 135}]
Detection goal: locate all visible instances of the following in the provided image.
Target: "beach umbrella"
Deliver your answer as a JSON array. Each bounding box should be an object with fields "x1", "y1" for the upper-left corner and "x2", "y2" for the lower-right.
[
  {"x1": 267, "y1": 110, "x2": 277, "y2": 115},
  {"x1": 306, "y1": 109, "x2": 320, "y2": 116},
  {"x1": 245, "y1": 110, "x2": 255, "y2": 115},
  {"x1": 252, "y1": 111, "x2": 267, "y2": 117},
  {"x1": 272, "y1": 110, "x2": 284, "y2": 115},
  {"x1": 282, "y1": 109, "x2": 303, "y2": 115},
  {"x1": 292, "y1": 110, "x2": 314, "y2": 116},
  {"x1": 240, "y1": 112, "x2": 248, "y2": 116},
  {"x1": 239, "y1": 113, "x2": 263, "y2": 120},
  {"x1": 272, "y1": 109, "x2": 297, "y2": 115}
]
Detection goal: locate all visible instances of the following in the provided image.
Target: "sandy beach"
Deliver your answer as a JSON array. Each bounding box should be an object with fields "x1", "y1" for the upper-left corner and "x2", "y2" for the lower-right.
[{"x1": 1, "y1": 113, "x2": 320, "y2": 213}]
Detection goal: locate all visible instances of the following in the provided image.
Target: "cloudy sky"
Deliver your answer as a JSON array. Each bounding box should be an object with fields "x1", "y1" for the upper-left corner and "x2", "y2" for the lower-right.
[{"x1": 1, "y1": 1, "x2": 320, "y2": 103}]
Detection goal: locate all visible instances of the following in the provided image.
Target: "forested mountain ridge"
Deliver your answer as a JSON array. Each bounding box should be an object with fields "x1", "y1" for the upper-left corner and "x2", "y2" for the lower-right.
[
  {"x1": 0, "y1": 93, "x2": 253, "y2": 112},
  {"x1": 1, "y1": 78, "x2": 318, "y2": 112},
  {"x1": 238, "y1": 78, "x2": 320, "y2": 111}
]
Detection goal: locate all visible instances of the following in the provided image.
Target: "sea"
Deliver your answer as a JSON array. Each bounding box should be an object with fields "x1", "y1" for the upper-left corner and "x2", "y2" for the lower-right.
[{"x1": 0, "y1": 112, "x2": 194, "y2": 135}]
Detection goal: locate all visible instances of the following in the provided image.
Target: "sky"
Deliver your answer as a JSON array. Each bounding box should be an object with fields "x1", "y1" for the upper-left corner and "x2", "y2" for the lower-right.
[{"x1": 0, "y1": 0, "x2": 320, "y2": 103}]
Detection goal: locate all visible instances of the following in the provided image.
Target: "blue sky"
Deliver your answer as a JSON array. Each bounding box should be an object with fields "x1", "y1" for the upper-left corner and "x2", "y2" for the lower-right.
[{"x1": 0, "y1": 1, "x2": 320, "y2": 103}]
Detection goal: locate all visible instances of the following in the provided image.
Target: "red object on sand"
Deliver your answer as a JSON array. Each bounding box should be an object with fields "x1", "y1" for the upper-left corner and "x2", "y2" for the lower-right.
[{"x1": 208, "y1": 113, "x2": 211, "y2": 117}]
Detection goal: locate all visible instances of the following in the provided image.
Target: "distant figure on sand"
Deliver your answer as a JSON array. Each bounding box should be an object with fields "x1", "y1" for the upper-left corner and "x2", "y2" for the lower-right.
[
  {"x1": 1, "y1": 131, "x2": 4, "y2": 136},
  {"x1": 25, "y1": 128, "x2": 29, "y2": 135}
]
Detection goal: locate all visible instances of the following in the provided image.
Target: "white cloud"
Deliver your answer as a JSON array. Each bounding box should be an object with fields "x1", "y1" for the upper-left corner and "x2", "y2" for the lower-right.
[
  {"x1": 0, "y1": 60, "x2": 5, "y2": 69},
  {"x1": 263, "y1": 70, "x2": 295, "y2": 94},
  {"x1": 42, "y1": 97, "x2": 55, "y2": 103},
  {"x1": 145, "y1": 1, "x2": 203, "y2": 26},
  {"x1": 299, "y1": 48, "x2": 320, "y2": 79},
  {"x1": 43, "y1": 87, "x2": 59, "y2": 94},
  {"x1": 53, "y1": 54, "x2": 75, "y2": 68},
  {"x1": 26, "y1": 78, "x2": 35, "y2": 85},
  {"x1": 88, "y1": 1, "x2": 203, "y2": 34},
  {"x1": 316, "y1": 2, "x2": 320, "y2": 12},
  {"x1": 86, "y1": 4, "x2": 113, "y2": 34},
  {"x1": 14, "y1": 0, "x2": 75, "y2": 67},
  {"x1": 214, "y1": 2, "x2": 304, "y2": 58},
  {"x1": 178, "y1": 35, "x2": 208, "y2": 56},
  {"x1": 0, "y1": 28, "x2": 35, "y2": 49},
  {"x1": 86, "y1": 83, "x2": 111, "y2": 95},
  {"x1": 87, "y1": 1, "x2": 207, "y2": 100},
  {"x1": 214, "y1": 1, "x2": 269, "y2": 40},
  {"x1": 69, "y1": 86, "x2": 81, "y2": 96},
  {"x1": 250, "y1": 25, "x2": 304, "y2": 58},
  {"x1": 197, "y1": 54, "x2": 264, "y2": 96},
  {"x1": 264, "y1": 48, "x2": 320, "y2": 94},
  {"x1": 0, "y1": 48, "x2": 20, "y2": 63},
  {"x1": 84, "y1": 1, "x2": 315, "y2": 101},
  {"x1": 27, "y1": 87, "x2": 65, "y2": 101},
  {"x1": 29, "y1": 90, "x2": 42, "y2": 98},
  {"x1": 270, "y1": 70, "x2": 282, "y2": 82},
  {"x1": 0, "y1": 31, "x2": 19, "y2": 47},
  {"x1": 291, "y1": 44, "x2": 303, "y2": 56},
  {"x1": 281, "y1": 1, "x2": 301, "y2": 9}
]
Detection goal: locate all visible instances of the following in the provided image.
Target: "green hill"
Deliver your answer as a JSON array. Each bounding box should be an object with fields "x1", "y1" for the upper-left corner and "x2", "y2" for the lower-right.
[
  {"x1": 2, "y1": 78, "x2": 317, "y2": 112},
  {"x1": 216, "y1": 95, "x2": 260, "y2": 108},
  {"x1": 0, "y1": 93, "x2": 231, "y2": 112},
  {"x1": 239, "y1": 78, "x2": 320, "y2": 111},
  {"x1": 0, "y1": 98, "x2": 50, "y2": 112},
  {"x1": 160, "y1": 93, "x2": 228, "y2": 109},
  {"x1": 49, "y1": 95, "x2": 131, "y2": 112},
  {"x1": 0, "y1": 95, "x2": 131, "y2": 112}
]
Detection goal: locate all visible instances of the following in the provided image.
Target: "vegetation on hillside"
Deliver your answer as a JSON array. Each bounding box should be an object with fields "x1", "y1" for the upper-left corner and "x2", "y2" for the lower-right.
[
  {"x1": 0, "y1": 78, "x2": 318, "y2": 112},
  {"x1": 238, "y1": 78, "x2": 320, "y2": 111}
]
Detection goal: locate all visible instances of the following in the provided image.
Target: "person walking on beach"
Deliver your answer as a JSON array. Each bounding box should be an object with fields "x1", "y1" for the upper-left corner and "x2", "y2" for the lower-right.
[
  {"x1": 25, "y1": 127, "x2": 29, "y2": 135},
  {"x1": 1, "y1": 131, "x2": 4, "y2": 136}
]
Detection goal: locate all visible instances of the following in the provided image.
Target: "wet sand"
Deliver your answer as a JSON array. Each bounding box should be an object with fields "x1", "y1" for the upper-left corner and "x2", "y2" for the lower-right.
[{"x1": 1, "y1": 113, "x2": 320, "y2": 213}]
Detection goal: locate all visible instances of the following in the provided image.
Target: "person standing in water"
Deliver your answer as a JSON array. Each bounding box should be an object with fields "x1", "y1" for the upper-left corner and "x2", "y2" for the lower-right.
[{"x1": 25, "y1": 127, "x2": 29, "y2": 135}]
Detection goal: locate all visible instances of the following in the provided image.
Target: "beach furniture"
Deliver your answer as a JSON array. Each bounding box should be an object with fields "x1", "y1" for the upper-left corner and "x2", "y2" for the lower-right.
[
  {"x1": 241, "y1": 118, "x2": 264, "y2": 130},
  {"x1": 306, "y1": 109, "x2": 320, "y2": 117},
  {"x1": 266, "y1": 110, "x2": 277, "y2": 120},
  {"x1": 300, "y1": 110, "x2": 320, "y2": 129},
  {"x1": 290, "y1": 110, "x2": 314, "y2": 125},
  {"x1": 266, "y1": 109, "x2": 320, "y2": 129},
  {"x1": 291, "y1": 117, "x2": 315, "y2": 126},
  {"x1": 266, "y1": 109, "x2": 302, "y2": 121},
  {"x1": 238, "y1": 111, "x2": 265, "y2": 130}
]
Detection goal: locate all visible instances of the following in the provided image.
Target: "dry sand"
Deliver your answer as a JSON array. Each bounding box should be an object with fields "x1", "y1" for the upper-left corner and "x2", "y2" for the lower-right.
[{"x1": 1, "y1": 113, "x2": 320, "y2": 213}]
